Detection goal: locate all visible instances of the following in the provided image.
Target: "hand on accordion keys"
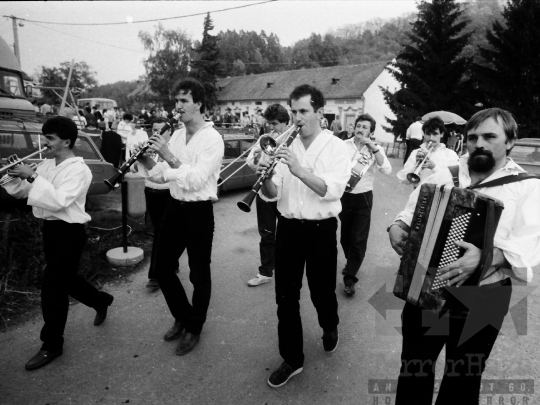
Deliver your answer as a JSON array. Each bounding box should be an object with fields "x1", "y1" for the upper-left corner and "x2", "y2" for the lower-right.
[{"x1": 436, "y1": 240, "x2": 482, "y2": 287}]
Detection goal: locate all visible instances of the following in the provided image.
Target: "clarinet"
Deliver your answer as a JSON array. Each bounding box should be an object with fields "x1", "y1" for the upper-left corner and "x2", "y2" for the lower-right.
[
  {"x1": 237, "y1": 126, "x2": 302, "y2": 212},
  {"x1": 104, "y1": 114, "x2": 180, "y2": 190}
]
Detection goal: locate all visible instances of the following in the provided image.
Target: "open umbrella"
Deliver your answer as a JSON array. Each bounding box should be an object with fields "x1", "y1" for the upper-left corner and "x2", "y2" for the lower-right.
[{"x1": 422, "y1": 111, "x2": 466, "y2": 125}]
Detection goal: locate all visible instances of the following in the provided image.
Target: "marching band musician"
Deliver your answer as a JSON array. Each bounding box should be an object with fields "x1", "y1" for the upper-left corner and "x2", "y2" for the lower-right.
[
  {"x1": 130, "y1": 117, "x2": 173, "y2": 292},
  {"x1": 245, "y1": 104, "x2": 290, "y2": 288},
  {"x1": 397, "y1": 116, "x2": 459, "y2": 186},
  {"x1": 388, "y1": 108, "x2": 540, "y2": 404},
  {"x1": 259, "y1": 84, "x2": 351, "y2": 388},
  {"x1": 340, "y1": 114, "x2": 392, "y2": 296},
  {"x1": 2, "y1": 116, "x2": 115, "y2": 371},
  {"x1": 133, "y1": 79, "x2": 224, "y2": 356}
]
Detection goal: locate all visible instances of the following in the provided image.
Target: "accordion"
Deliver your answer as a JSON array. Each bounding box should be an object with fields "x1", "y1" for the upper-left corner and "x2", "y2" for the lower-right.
[{"x1": 393, "y1": 184, "x2": 504, "y2": 313}]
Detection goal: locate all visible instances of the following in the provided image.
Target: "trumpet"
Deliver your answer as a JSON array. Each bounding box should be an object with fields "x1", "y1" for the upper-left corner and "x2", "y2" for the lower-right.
[
  {"x1": 345, "y1": 149, "x2": 376, "y2": 193},
  {"x1": 218, "y1": 125, "x2": 298, "y2": 187},
  {"x1": 237, "y1": 125, "x2": 302, "y2": 212},
  {"x1": 406, "y1": 141, "x2": 434, "y2": 184},
  {"x1": 0, "y1": 161, "x2": 47, "y2": 186},
  {"x1": 104, "y1": 114, "x2": 180, "y2": 190},
  {"x1": 0, "y1": 146, "x2": 50, "y2": 177}
]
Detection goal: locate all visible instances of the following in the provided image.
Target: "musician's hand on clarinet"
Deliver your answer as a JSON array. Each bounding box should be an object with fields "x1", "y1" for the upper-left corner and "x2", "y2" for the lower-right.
[
  {"x1": 276, "y1": 146, "x2": 302, "y2": 177},
  {"x1": 133, "y1": 142, "x2": 153, "y2": 163},
  {"x1": 147, "y1": 134, "x2": 171, "y2": 160},
  {"x1": 257, "y1": 160, "x2": 274, "y2": 179},
  {"x1": 438, "y1": 241, "x2": 482, "y2": 287},
  {"x1": 389, "y1": 226, "x2": 408, "y2": 256}
]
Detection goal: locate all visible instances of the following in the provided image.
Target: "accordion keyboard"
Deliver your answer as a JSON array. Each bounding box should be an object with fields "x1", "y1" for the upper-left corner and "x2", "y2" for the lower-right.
[{"x1": 431, "y1": 212, "x2": 472, "y2": 290}]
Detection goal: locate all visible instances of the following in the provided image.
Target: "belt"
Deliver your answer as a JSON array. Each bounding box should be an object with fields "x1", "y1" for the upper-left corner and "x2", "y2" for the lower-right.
[
  {"x1": 171, "y1": 199, "x2": 211, "y2": 205},
  {"x1": 145, "y1": 187, "x2": 170, "y2": 194},
  {"x1": 281, "y1": 216, "x2": 336, "y2": 225}
]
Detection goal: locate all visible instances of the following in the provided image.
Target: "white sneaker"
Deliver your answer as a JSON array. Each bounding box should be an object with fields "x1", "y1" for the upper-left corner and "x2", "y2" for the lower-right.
[{"x1": 247, "y1": 274, "x2": 272, "y2": 287}]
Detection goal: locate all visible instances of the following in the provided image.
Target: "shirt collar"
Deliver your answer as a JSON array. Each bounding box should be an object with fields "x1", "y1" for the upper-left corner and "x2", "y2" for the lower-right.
[{"x1": 459, "y1": 155, "x2": 526, "y2": 185}]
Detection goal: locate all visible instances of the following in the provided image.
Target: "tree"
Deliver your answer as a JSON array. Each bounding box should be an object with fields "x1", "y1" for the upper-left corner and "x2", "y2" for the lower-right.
[
  {"x1": 191, "y1": 13, "x2": 221, "y2": 111},
  {"x1": 139, "y1": 23, "x2": 192, "y2": 110},
  {"x1": 473, "y1": 0, "x2": 540, "y2": 138},
  {"x1": 381, "y1": 0, "x2": 475, "y2": 137},
  {"x1": 38, "y1": 61, "x2": 98, "y2": 103}
]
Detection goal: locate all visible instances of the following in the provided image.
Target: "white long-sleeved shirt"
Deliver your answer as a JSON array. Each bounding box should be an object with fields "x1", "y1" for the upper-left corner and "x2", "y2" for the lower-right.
[
  {"x1": 397, "y1": 143, "x2": 459, "y2": 184},
  {"x1": 133, "y1": 123, "x2": 224, "y2": 201},
  {"x1": 406, "y1": 121, "x2": 424, "y2": 140},
  {"x1": 2, "y1": 157, "x2": 92, "y2": 223},
  {"x1": 343, "y1": 138, "x2": 392, "y2": 194},
  {"x1": 125, "y1": 129, "x2": 149, "y2": 162},
  {"x1": 395, "y1": 156, "x2": 540, "y2": 286},
  {"x1": 260, "y1": 129, "x2": 351, "y2": 220},
  {"x1": 116, "y1": 121, "x2": 133, "y2": 144}
]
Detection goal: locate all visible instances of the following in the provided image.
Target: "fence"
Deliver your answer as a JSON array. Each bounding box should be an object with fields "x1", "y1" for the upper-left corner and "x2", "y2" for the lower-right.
[{"x1": 380, "y1": 141, "x2": 407, "y2": 159}]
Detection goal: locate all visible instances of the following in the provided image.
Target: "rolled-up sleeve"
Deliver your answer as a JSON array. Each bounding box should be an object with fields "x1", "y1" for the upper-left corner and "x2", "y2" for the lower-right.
[
  {"x1": 27, "y1": 166, "x2": 91, "y2": 212},
  {"x1": 376, "y1": 148, "x2": 392, "y2": 175},
  {"x1": 318, "y1": 142, "x2": 352, "y2": 202},
  {"x1": 163, "y1": 137, "x2": 224, "y2": 191}
]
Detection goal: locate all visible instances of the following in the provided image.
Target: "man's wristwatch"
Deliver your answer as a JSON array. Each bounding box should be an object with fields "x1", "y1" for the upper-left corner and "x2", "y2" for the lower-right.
[
  {"x1": 387, "y1": 222, "x2": 406, "y2": 233},
  {"x1": 27, "y1": 173, "x2": 38, "y2": 183},
  {"x1": 167, "y1": 157, "x2": 179, "y2": 166}
]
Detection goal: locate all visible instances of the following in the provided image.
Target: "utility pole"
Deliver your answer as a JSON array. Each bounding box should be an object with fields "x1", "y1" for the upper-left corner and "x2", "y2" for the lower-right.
[{"x1": 10, "y1": 16, "x2": 21, "y2": 67}]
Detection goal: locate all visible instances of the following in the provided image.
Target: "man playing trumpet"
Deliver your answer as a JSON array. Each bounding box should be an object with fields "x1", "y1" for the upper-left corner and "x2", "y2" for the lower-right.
[
  {"x1": 397, "y1": 116, "x2": 459, "y2": 186},
  {"x1": 339, "y1": 114, "x2": 391, "y2": 296},
  {"x1": 245, "y1": 104, "x2": 290, "y2": 287}
]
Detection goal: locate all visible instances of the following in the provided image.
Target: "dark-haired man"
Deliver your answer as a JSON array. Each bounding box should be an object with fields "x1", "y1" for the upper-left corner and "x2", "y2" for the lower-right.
[
  {"x1": 259, "y1": 84, "x2": 351, "y2": 388},
  {"x1": 340, "y1": 114, "x2": 391, "y2": 296},
  {"x1": 2, "y1": 116, "x2": 114, "y2": 371},
  {"x1": 246, "y1": 104, "x2": 290, "y2": 287},
  {"x1": 388, "y1": 108, "x2": 540, "y2": 404},
  {"x1": 134, "y1": 78, "x2": 224, "y2": 356},
  {"x1": 398, "y1": 117, "x2": 459, "y2": 187}
]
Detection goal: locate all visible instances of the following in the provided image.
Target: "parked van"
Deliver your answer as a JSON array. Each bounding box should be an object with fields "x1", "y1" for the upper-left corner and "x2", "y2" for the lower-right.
[{"x1": 77, "y1": 98, "x2": 117, "y2": 111}]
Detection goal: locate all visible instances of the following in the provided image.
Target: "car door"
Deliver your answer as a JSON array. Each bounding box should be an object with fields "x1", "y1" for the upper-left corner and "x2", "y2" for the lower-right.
[{"x1": 221, "y1": 139, "x2": 243, "y2": 191}]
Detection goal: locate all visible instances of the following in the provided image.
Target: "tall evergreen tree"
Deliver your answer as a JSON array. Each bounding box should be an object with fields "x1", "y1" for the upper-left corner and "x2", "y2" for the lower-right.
[
  {"x1": 473, "y1": 0, "x2": 540, "y2": 138},
  {"x1": 381, "y1": 0, "x2": 474, "y2": 138},
  {"x1": 191, "y1": 13, "x2": 220, "y2": 111}
]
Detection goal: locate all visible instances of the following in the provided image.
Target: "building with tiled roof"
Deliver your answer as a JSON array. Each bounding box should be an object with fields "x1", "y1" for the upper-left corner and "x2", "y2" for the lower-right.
[{"x1": 215, "y1": 61, "x2": 399, "y2": 141}]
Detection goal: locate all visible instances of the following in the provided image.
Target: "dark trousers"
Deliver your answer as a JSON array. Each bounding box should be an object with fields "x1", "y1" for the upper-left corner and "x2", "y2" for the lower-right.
[
  {"x1": 406, "y1": 138, "x2": 423, "y2": 163},
  {"x1": 40, "y1": 221, "x2": 109, "y2": 351},
  {"x1": 396, "y1": 279, "x2": 512, "y2": 404},
  {"x1": 255, "y1": 195, "x2": 278, "y2": 277},
  {"x1": 154, "y1": 200, "x2": 214, "y2": 335},
  {"x1": 275, "y1": 216, "x2": 339, "y2": 369},
  {"x1": 339, "y1": 191, "x2": 373, "y2": 284},
  {"x1": 144, "y1": 187, "x2": 172, "y2": 280}
]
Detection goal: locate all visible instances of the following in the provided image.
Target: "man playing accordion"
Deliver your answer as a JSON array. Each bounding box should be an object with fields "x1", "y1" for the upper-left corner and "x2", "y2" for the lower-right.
[{"x1": 388, "y1": 108, "x2": 540, "y2": 404}]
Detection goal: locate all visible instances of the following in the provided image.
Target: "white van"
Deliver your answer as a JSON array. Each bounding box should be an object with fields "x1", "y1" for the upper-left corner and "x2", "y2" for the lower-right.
[{"x1": 77, "y1": 98, "x2": 117, "y2": 111}]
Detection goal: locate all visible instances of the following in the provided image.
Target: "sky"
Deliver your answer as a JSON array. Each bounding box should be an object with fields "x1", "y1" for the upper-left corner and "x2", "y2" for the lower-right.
[{"x1": 0, "y1": 1, "x2": 421, "y2": 85}]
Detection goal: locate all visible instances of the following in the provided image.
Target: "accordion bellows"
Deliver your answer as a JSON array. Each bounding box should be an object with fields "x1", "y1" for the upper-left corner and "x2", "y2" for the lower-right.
[{"x1": 394, "y1": 184, "x2": 504, "y2": 313}]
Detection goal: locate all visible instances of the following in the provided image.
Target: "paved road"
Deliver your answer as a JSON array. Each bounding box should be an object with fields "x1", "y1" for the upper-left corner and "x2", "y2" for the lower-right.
[{"x1": 1, "y1": 158, "x2": 538, "y2": 404}]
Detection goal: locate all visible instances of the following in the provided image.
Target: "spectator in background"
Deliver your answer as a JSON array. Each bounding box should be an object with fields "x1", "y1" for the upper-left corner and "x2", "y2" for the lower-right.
[
  {"x1": 404, "y1": 116, "x2": 424, "y2": 163},
  {"x1": 253, "y1": 109, "x2": 265, "y2": 136},
  {"x1": 93, "y1": 106, "x2": 105, "y2": 130},
  {"x1": 72, "y1": 110, "x2": 87, "y2": 130},
  {"x1": 240, "y1": 112, "x2": 251, "y2": 128},
  {"x1": 224, "y1": 108, "x2": 233, "y2": 128},
  {"x1": 32, "y1": 100, "x2": 40, "y2": 114},
  {"x1": 84, "y1": 107, "x2": 96, "y2": 128},
  {"x1": 330, "y1": 115, "x2": 342, "y2": 137},
  {"x1": 40, "y1": 102, "x2": 52, "y2": 115},
  {"x1": 320, "y1": 117, "x2": 329, "y2": 130},
  {"x1": 105, "y1": 108, "x2": 116, "y2": 130},
  {"x1": 337, "y1": 123, "x2": 354, "y2": 140},
  {"x1": 116, "y1": 113, "x2": 135, "y2": 145}
]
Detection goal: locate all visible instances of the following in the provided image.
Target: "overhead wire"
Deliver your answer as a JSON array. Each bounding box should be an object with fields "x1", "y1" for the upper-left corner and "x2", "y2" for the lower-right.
[{"x1": 3, "y1": 1, "x2": 276, "y2": 26}]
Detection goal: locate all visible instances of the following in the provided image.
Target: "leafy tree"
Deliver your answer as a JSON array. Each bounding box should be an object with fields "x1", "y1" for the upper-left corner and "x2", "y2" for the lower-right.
[
  {"x1": 191, "y1": 13, "x2": 220, "y2": 111},
  {"x1": 381, "y1": 0, "x2": 475, "y2": 138},
  {"x1": 139, "y1": 23, "x2": 192, "y2": 110},
  {"x1": 473, "y1": 0, "x2": 540, "y2": 138},
  {"x1": 38, "y1": 61, "x2": 98, "y2": 103}
]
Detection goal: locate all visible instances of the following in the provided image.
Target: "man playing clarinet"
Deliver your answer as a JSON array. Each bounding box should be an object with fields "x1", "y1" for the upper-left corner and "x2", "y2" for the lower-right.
[
  {"x1": 340, "y1": 114, "x2": 391, "y2": 296},
  {"x1": 388, "y1": 108, "x2": 540, "y2": 404},
  {"x1": 2, "y1": 116, "x2": 114, "y2": 371},
  {"x1": 134, "y1": 78, "x2": 224, "y2": 356},
  {"x1": 259, "y1": 84, "x2": 350, "y2": 388}
]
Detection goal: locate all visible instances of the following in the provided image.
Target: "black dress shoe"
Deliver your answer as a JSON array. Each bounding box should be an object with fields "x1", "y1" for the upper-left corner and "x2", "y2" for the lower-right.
[
  {"x1": 163, "y1": 321, "x2": 185, "y2": 342},
  {"x1": 175, "y1": 332, "x2": 200, "y2": 356},
  {"x1": 94, "y1": 292, "x2": 114, "y2": 326},
  {"x1": 25, "y1": 349, "x2": 63, "y2": 371}
]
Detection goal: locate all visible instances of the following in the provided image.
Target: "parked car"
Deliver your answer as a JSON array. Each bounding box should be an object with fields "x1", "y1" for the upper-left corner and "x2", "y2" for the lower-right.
[
  {"x1": 218, "y1": 134, "x2": 258, "y2": 196},
  {"x1": 510, "y1": 138, "x2": 540, "y2": 175},
  {"x1": 0, "y1": 118, "x2": 116, "y2": 210}
]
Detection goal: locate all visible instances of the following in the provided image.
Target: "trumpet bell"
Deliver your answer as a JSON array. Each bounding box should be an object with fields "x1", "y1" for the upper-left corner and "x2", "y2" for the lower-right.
[
  {"x1": 406, "y1": 172, "x2": 421, "y2": 184},
  {"x1": 259, "y1": 135, "x2": 278, "y2": 156}
]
